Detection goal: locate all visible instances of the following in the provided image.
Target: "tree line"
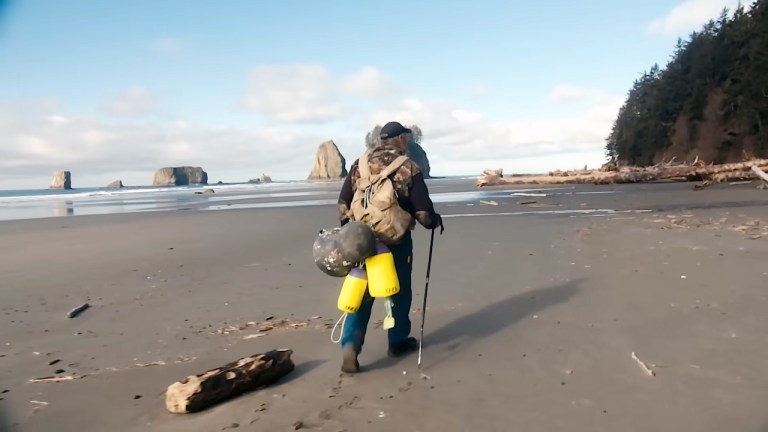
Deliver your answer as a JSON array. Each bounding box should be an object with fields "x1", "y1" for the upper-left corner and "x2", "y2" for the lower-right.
[{"x1": 606, "y1": 0, "x2": 767, "y2": 166}]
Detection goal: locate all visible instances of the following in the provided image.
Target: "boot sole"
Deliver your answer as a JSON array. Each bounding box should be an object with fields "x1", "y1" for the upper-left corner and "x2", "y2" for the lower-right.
[{"x1": 341, "y1": 345, "x2": 360, "y2": 373}]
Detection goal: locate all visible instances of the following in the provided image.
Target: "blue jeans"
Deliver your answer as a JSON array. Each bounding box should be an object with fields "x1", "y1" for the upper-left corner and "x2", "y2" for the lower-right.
[{"x1": 341, "y1": 231, "x2": 413, "y2": 352}]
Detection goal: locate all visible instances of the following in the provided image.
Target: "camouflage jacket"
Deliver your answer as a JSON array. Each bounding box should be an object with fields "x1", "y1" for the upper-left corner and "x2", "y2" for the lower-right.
[{"x1": 338, "y1": 144, "x2": 440, "y2": 231}]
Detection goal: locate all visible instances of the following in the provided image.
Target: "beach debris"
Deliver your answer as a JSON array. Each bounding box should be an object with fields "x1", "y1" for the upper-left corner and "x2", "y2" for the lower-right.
[
  {"x1": 133, "y1": 395, "x2": 142, "y2": 400},
  {"x1": 223, "y1": 423, "x2": 240, "y2": 430},
  {"x1": 292, "y1": 421, "x2": 304, "y2": 430},
  {"x1": 479, "y1": 200, "x2": 499, "y2": 206},
  {"x1": 66, "y1": 303, "x2": 90, "y2": 319},
  {"x1": 215, "y1": 318, "x2": 313, "y2": 335},
  {"x1": 48, "y1": 359, "x2": 61, "y2": 366},
  {"x1": 54, "y1": 369, "x2": 65, "y2": 374},
  {"x1": 477, "y1": 158, "x2": 768, "y2": 187},
  {"x1": 31, "y1": 400, "x2": 48, "y2": 413},
  {"x1": 631, "y1": 352, "x2": 655, "y2": 377},
  {"x1": 512, "y1": 192, "x2": 547, "y2": 197},
  {"x1": 751, "y1": 165, "x2": 768, "y2": 187},
  {"x1": 519, "y1": 201, "x2": 537, "y2": 205},
  {"x1": 681, "y1": 275, "x2": 687, "y2": 279},
  {"x1": 165, "y1": 349, "x2": 295, "y2": 414},
  {"x1": 243, "y1": 334, "x2": 266, "y2": 340},
  {"x1": 378, "y1": 411, "x2": 387, "y2": 418},
  {"x1": 136, "y1": 361, "x2": 166, "y2": 367},
  {"x1": 29, "y1": 375, "x2": 83, "y2": 383},
  {"x1": 420, "y1": 373, "x2": 431, "y2": 380}
]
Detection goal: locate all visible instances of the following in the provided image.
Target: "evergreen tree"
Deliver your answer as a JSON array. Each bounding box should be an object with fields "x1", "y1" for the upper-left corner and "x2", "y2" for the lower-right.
[{"x1": 606, "y1": 0, "x2": 768, "y2": 164}]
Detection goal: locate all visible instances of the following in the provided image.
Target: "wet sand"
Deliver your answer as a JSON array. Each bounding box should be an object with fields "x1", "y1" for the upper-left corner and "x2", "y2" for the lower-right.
[{"x1": 1, "y1": 179, "x2": 767, "y2": 431}]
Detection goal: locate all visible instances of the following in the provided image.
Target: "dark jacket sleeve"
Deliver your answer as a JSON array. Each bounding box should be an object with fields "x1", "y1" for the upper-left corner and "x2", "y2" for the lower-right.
[
  {"x1": 338, "y1": 169, "x2": 355, "y2": 226},
  {"x1": 409, "y1": 172, "x2": 441, "y2": 230}
]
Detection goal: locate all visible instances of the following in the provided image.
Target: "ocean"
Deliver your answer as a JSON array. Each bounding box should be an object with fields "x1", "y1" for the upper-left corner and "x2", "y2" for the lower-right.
[{"x1": 0, "y1": 177, "x2": 488, "y2": 222}]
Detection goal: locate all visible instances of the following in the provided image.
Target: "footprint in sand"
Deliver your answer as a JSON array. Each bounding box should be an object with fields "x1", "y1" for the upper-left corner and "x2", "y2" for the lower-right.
[{"x1": 338, "y1": 395, "x2": 360, "y2": 411}]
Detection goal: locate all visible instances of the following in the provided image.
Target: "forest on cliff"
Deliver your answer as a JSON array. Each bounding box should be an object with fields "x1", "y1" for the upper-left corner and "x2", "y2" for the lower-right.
[{"x1": 606, "y1": 0, "x2": 767, "y2": 167}]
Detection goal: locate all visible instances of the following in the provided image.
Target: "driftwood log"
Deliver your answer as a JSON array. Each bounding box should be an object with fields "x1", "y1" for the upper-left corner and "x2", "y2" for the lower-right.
[
  {"x1": 752, "y1": 165, "x2": 768, "y2": 189},
  {"x1": 477, "y1": 159, "x2": 768, "y2": 188},
  {"x1": 165, "y1": 349, "x2": 294, "y2": 414}
]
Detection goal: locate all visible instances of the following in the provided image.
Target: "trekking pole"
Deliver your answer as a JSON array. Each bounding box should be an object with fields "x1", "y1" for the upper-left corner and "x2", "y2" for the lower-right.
[{"x1": 417, "y1": 228, "x2": 436, "y2": 369}]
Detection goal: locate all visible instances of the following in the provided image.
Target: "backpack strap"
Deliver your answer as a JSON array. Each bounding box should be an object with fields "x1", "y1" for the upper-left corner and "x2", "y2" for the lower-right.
[
  {"x1": 378, "y1": 155, "x2": 408, "y2": 180},
  {"x1": 358, "y1": 150, "x2": 372, "y2": 179}
]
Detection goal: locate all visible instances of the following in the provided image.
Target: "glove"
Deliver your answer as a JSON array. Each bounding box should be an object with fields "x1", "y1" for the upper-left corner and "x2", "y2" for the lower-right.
[{"x1": 434, "y1": 214, "x2": 445, "y2": 235}]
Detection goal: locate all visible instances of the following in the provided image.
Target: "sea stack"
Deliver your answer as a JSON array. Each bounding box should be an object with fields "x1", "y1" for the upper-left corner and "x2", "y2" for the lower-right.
[
  {"x1": 308, "y1": 140, "x2": 347, "y2": 181},
  {"x1": 153, "y1": 167, "x2": 208, "y2": 186},
  {"x1": 50, "y1": 171, "x2": 72, "y2": 190},
  {"x1": 107, "y1": 180, "x2": 124, "y2": 188}
]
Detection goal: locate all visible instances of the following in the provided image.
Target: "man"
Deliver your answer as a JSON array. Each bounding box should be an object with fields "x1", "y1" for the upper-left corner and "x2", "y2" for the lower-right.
[{"x1": 337, "y1": 121, "x2": 443, "y2": 373}]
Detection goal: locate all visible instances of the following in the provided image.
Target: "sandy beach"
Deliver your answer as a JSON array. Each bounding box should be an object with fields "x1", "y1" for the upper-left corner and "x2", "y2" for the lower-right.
[{"x1": 1, "y1": 178, "x2": 768, "y2": 431}]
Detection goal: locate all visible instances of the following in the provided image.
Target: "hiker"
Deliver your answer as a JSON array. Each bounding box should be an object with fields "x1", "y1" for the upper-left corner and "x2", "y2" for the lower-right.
[{"x1": 337, "y1": 121, "x2": 443, "y2": 373}]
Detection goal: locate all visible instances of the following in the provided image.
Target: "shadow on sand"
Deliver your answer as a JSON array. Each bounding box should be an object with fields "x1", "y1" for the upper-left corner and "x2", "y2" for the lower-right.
[
  {"x1": 0, "y1": 402, "x2": 16, "y2": 432},
  {"x1": 364, "y1": 279, "x2": 582, "y2": 371},
  {"x1": 273, "y1": 359, "x2": 327, "y2": 387}
]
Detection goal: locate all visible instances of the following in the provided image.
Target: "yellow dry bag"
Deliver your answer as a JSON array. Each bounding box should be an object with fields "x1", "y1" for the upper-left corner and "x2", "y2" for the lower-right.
[
  {"x1": 337, "y1": 267, "x2": 368, "y2": 313},
  {"x1": 365, "y1": 242, "x2": 399, "y2": 297}
]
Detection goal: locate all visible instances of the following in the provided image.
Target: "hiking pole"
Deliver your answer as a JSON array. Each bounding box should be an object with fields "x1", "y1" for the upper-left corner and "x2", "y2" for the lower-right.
[{"x1": 417, "y1": 228, "x2": 436, "y2": 369}]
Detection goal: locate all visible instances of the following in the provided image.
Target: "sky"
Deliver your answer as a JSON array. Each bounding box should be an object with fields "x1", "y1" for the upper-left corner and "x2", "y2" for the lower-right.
[{"x1": 0, "y1": 0, "x2": 746, "y2": 189}]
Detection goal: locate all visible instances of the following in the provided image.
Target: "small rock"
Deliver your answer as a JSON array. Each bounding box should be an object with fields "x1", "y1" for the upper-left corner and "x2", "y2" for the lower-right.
[
  {"x1": 292, "y1": 421, "x2": 304, "y2": 430},
  {"x1": 48, "y1": 359, "x2": 61, "y2": 366},
  {"x1": 133, "y1": 395, "x2": 142, "y2": 400},
  {"x1": 54, "y1": 369, "x2": 65, "y2": 374}
]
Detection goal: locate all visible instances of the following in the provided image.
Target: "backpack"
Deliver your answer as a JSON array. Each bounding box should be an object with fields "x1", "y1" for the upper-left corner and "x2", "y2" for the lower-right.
[{"x1": 348, "y1": 150, "x2": 413, "y2": 245}]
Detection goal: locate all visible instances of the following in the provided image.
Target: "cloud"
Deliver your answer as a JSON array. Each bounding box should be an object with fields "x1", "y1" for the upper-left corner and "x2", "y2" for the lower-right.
[
  {"x1": 367, "y1": 86, "x2": 623, "y2": 168},
  {"x1": 243, "y1": 64, "x2": 343, "y2": 123},
  {"x1": 342, "y1": 66, "x2": 395, "y2": 98},
  {"x1": 0, "y1": 104, "x2": 337, "y2": 188},
  {"x1": 646, "y1": 0, "x2": 741, "y2": 36},
  {"x1": 1, "y1": 72, "x2": 625, "y2": 188},
  {"x1": 243, "y1": 64, "x2": 398, "y2": 124},
  {"x1": 151, "y1": 37, "x2": 184, "y2": 56},
  {"x1": 103, "y1": 86, "x2": 155, "y2": 117}
]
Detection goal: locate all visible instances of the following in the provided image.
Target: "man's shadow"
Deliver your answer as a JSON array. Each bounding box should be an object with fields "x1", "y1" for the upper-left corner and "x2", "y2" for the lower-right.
[
  {"x1": 0, "y1": 403, "x2": 15, "y2": 432},
  {"x1": 364, "y1": 278, "x2": 582, "y2": 371}
]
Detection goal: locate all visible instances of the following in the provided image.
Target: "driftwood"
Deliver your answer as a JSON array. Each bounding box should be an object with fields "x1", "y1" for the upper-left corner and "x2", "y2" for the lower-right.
[
  {"x1": 477, "y1": 159, "x2": 768, "y2": 187},
  {"x1": 752, "y1": 165, "x2": 768, "y2": 188},
  {"x1": 66, "y1": 303, "x2": 90, "y2": 318},
  {"x1": 631, "y1": 352, "x2": 655, "y2": 377},
  {"x1": 165, "y1": 349, "x2": 294, "y2": 414},
  {"x1": 29, "y1": 375, "x2": 83, "y2": 383}
]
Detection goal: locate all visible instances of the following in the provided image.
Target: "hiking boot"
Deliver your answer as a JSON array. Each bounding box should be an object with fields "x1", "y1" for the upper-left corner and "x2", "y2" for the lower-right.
[
  {"x1": 341, "y1": 344, "x2": 360, "y2": 373},
  {"x1": 387, "y1": 337, "x2": 418, "y2": 358}
]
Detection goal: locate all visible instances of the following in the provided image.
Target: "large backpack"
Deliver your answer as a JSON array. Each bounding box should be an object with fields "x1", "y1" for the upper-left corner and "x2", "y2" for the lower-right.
[{"x1": 348, "y1": 150, "x2": 413, "y2": 245}]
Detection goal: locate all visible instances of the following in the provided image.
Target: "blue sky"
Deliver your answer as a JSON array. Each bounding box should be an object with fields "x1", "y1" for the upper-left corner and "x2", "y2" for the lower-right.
[{"x1": 0, "y1": 0, "x2": 742, "y2": 188}]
